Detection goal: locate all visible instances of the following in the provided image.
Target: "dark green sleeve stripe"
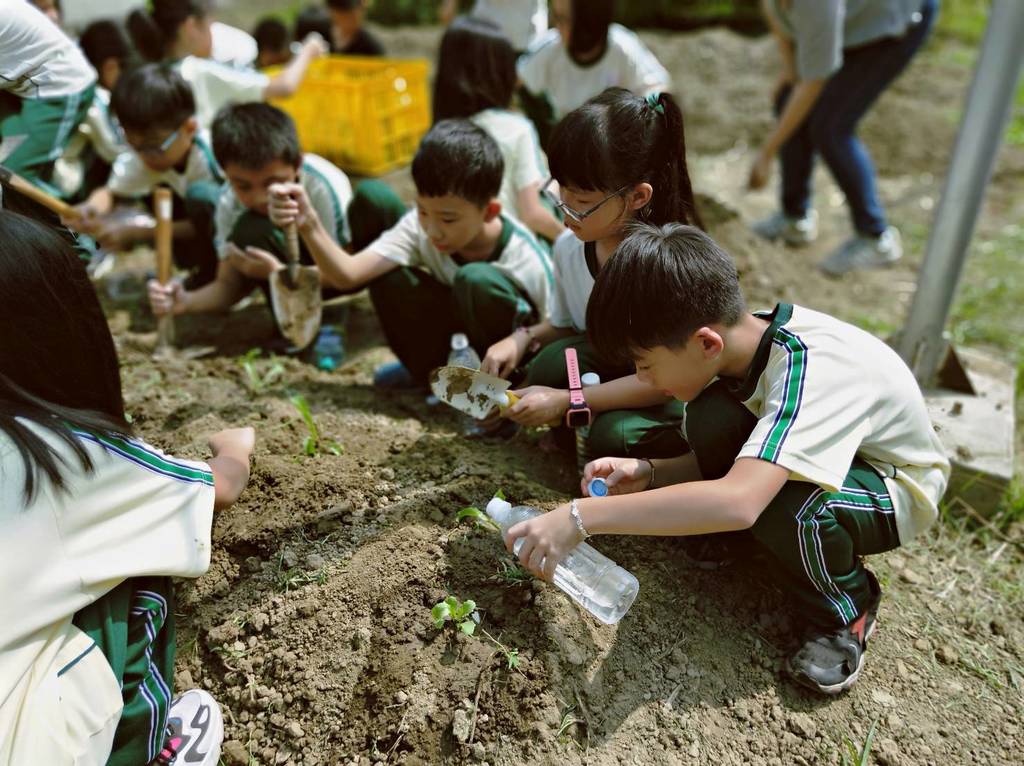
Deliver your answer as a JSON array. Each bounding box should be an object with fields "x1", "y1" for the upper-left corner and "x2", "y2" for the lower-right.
[
  {"x1": 73, "y1": 430, "x2": 214, "y2": 486},
  {"x1": 757, "y1": 328, "x2": 808, "y2": 463}
]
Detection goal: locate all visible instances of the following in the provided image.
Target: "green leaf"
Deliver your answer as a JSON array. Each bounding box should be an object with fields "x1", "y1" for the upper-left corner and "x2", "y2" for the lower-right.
[
  {"x1": 303, "y1": 436, "x2": 316, "y2": 456},
  {"x1": 494, "y1": 489, "x2": 506, "y2": 500},
  {"x1": 456, "y1": 507, "x2": 500, "y2": 532},
  {"x1": 444, "y1": 595, "x2": 459, "y2": 612},
  {"x1": 454, "y1": 599, "x2": 476, "y2": 620},
  {"x1": 431, "y1": 601, "x2": 451, "y2": 629},
  {"x1": 506, "y1": 650, "x2": 520, "y2": 670},
  {"x1": 326, "y1": 440, "x2": 343, "y2": 456},
  {"x1": 459, "y1": 619, "x2": 476, "y2": 636}
]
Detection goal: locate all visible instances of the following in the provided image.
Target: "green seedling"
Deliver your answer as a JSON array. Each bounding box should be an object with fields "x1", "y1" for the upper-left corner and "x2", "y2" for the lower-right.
[
  {"x1": 841, "y1": 719, "x2": 879, "y2": 766},
  {"x1": 289, "y1": 393, "x2": 342, "y2": 456},
  {"x1": 238, "y1": 348, "x2": 284, "y2": 392},
  {"x1": 479, "y1": 627, "x2": 521, "y2": 670},
  {"x1": 456, "y1": 506, "x2": 501, "y2": 533},
  {"x1": 431, "y1": 596, "x2": 480, "y2": 636}
]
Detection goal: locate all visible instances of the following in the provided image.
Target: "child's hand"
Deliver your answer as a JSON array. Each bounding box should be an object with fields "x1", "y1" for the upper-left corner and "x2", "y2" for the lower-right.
[
  {"x1": 583, "y1": 457, "x2": 652, "y2": 496},
  {"x1": 300, "y1": 31, "x2": 329, "y2": 57},
  {"x1": 748, "y1": 150, "x2": 773, "y2": 191},
  {"x1": 505, "y1": 502, "x2": 582, "y2": 581},
  {"x1": 225, "y1": 242, "x2": 283, "y2": 280},
  {"x1": 481, "y1": 333, "x2": 526, "y2": 378},
  {"x1": 209, "y1": 427, "x2": 256, "y2": 460},
  {"x1": 505, "y1": 385, "x2": 569, "y2": 427},
  {"x1": 268, "y1": 183, "x2": 317, "y2": 232},
  {"x1": 147, "y1": 277, "x2": 188, "y2": 316},
  {"x1": 95, "y1": 220, "x2": 146, "y2": 252}
]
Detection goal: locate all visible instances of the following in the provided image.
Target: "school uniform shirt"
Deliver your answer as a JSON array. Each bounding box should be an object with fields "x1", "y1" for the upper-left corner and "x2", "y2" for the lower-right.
[
  {"x1": 722, "y1": 302, "x2": 950, "y2": 543},
  {"x1": 768, "y1": 0, "x2": 929, "y2": 80},
  {"x1": 210, "y1": 21, "x2": 259, "y2": 69},
  {"x1": 107, "y1": 129, "x2": 223, "y2": 200},
  {"x1": 0, "y1": 0, "x2": 95, "y2": 99},
  {"x1": 547, "y1": 230, "x2": 594, "y2": 333},
  {"x1": 517, "y1": 24, "x2": 671, "y2": 120},
  {"x1": 338, "y1": 27, "x2": 385, "y2": 56},
  {"x1": 371, "y1": 209, "x2": 554, "y2": 316},
  {"x1": 0, "y1": 421, "x2": 215, "y2": 766},
  {"x1": 470, "y1": 109, "x2": 549, "y2": 222},
  {"x1": 215, "y1": 152, "x2": 353, "y2": 258},
  {"x1": 471, "y1": 0, "x2": 548, "y2": 52},
  {"x1": 53, "y1": 87, "x2": 128, "y2": 197},
  {"x1": 176, "y1": 55, "x2": 270, "y2": 129}
]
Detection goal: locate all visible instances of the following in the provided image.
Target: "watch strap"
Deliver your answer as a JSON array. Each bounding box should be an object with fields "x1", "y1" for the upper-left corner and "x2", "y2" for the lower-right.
[{"x1": 565, "y1": 347, "x2": 586, "y2": 409}]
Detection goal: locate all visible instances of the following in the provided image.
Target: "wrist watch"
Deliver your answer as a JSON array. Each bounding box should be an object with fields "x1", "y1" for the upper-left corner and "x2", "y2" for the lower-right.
[{"x1": 564, "y1": 347, "x2": 592, "y2": 429}]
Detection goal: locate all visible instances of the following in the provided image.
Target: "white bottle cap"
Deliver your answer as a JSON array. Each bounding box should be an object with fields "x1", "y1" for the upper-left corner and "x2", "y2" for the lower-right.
[
  {"x1": 581, "y1": 372, "x2": 601, "y2": 387},
  {"x1": 485, "y1": 496, "x2": 513, "y2": 525},
  {"x1": 451, "y1": 333, "x2": 469, "y2": 351}
]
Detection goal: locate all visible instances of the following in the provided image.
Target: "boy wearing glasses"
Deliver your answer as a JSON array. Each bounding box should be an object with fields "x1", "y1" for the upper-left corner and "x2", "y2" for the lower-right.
[
  {"x1": 267, "y1": 118, "x2": 553, "y2": 389},
  {"x1": 75, "y1": 64, "x2": 223, "y2": 288}
]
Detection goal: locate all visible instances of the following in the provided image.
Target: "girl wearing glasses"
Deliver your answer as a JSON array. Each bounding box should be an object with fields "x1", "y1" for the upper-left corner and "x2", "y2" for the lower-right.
[{"x1": 481, "y1": 87, "x2": 700, "y2": 461}]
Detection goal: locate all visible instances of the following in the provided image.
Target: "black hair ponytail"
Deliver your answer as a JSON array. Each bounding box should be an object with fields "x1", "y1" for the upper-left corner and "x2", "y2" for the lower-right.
[
  {"x1": 126, "y1": 0, "x2": 210, "y2": 62},
  {"x1": 548, "y1": 87, "x2": 703, "y2": 230}
]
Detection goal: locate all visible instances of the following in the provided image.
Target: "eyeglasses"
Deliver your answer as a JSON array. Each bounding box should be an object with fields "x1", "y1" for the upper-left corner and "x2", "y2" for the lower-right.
[
  {"x1": 541, "y1": 178, "x2": 629, "y2": 224},
  {"x1": 132, "y1": 125, "x2": 182, "y2": 156}
]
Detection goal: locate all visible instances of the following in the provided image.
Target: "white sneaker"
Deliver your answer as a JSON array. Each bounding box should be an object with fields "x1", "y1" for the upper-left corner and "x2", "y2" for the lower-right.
[
  {"x1": 751, "y1": 210, "x2": 819, "y2": 246},
  {"x1": 151, "y1": 689, "x2": 224, "y2": 765},
  {"x1": 818, "y1": 226, "x2": 903, "y2": 276}
]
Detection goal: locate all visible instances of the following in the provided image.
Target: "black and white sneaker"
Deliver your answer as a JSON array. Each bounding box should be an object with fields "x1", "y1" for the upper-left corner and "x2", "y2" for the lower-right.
[
  {"x1": 787, "y1": 570, "x2": 881, "y2": 695},
  {"x1": 150, "y1": 688, "x2": 224, "y2": 765}
]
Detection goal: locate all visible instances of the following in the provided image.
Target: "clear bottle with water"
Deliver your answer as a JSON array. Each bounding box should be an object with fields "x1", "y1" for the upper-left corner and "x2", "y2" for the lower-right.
[
  {"x1": 486, "y1": 497, "x2": 639, "y2": 625},
  {"x1": 312, "y1": 326, "x2": 345, "y2": 371},
  {"x1": 447, "y1": 332, "x2": 481, "y2": 370},
  {"x1": 575, "y1": 372, "x2": 601, "y2": 475}
]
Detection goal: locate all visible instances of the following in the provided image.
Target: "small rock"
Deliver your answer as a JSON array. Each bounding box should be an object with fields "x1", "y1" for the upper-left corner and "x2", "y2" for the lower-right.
[
  {"x1": 787, "y1": 712, "x2": 816, "y2": 739},
  {"x1": 428, "y1": 509, "x2": 445, "y2": 523},
  {"x1": 990, "y1": 619, "x2": 1007, "y2": 637},
  {"x1": 285, "y1": 721, "x2": 304, "y2": 739},
  {"x1": 913, "y1": 638, "x2": 931, "y2": 652},
  {"x1": 304, "y1": 553, "x2": 325, "y2": 570},
  {"x1": 896, "y1": 659, "x2": 908, "y2": 678},
  {"x1": 222, "y1": 740, "x2": 250, "y2": 765},
  {"x1": 871, "y1": 689, "x2": 895, "y2": 706},
  {"x1": 899, "y1": 568, "x2": 923, "y2": 585},
  {"x1": 244, "y1": 556, "x2": 263, "y2": 573},
  {"x1": 470, "y1": 742, "x2": 487, "y2": 761},
  {"x1": 395, "y1": 691, "x2": 409, "y2": 705},
  {"x1": 938, "y1": 645, "x2": 958, "y2": 665},
  {"x1": 280, "y1": 549, "x2": 298, "y2": 568},
  {"x1": 873, "y1": 737, "x2": 901, "y2": 766},
  {"x1": 380, "y1": 467, "x2": 396, "y2": 481},
  {"x1": 451, "y1": 710, "x2": 472, "y2": 743},
  {"x1": 174, "y1": 669, "x2": 194, "y2": 690}
]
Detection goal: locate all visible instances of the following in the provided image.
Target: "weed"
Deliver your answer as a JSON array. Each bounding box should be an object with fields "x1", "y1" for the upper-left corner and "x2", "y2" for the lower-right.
[
  {"x1": 272, "y1": 550, "x2": 328, "y2": 592},
  {"x1": 556, "y1": 705, "x2": 584, "y2": 740},
  {"x1": 289, "y1": 394, "x2": 342, "y2": 456},
  {"x1": 840, "y1": 719, "x2": 879, "y2": 766},
  {"x1": 431, "y1": 595, "x2": 479, "y2": 636},
  {"x1": 490, "y1": 559, "x2": 531, "y2": 586},
  {"x1": 238, "y1": 348, "x2": 284, "y2": 392},
  {"x1": 479, "y1": 628, "x2": 521, "y2": 671}
]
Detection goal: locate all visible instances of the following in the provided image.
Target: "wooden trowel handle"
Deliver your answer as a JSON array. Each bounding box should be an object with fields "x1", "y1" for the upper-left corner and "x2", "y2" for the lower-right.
[
  {"x1": 285, "y1": 222, "x2": 300, "y2": 285},
  {"x1": 0, "y1": 164, "x2": 78, "y2": 221},
  {"x1": 154, "y1": 187, "x2": 173, "y2": 283}
]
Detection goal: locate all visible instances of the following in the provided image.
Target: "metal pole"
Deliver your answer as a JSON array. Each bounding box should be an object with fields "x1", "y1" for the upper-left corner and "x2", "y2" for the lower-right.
[{"x1": 896, "y1": 0, "x2": 1024, "y2": 385}]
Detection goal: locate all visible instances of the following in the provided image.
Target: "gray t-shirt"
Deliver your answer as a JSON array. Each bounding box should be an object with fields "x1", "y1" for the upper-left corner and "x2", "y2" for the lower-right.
[{"x1": 770, "y1": 0, "x2": 926, "y2": 80}]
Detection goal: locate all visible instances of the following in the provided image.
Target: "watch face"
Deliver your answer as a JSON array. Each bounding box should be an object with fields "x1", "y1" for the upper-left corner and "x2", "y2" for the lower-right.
[{"x1": 566, "y1": 407, "x2": 591, "y2": 429}]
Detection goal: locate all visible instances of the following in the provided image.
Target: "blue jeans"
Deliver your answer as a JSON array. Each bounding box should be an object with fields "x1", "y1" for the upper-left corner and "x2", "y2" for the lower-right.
[{"x1": 776, "y1": 0, "x2": 937, "y2": 236}]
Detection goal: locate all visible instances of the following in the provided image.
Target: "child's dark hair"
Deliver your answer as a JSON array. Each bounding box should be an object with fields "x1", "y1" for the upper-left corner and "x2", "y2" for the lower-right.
[
  {"x1": 325, "y1": 0, "x2": 362, "y2": 10},
  {"x1": 0, "y1": 211, "x2": 131, "y2": 502},
  {"x1": 78, "y1": 19, "x2": 132, "y2": 72},
  {"x1": 111, "y1": 62, "x2": 195, "y2": 134},
  {"x1": 548, "y1": 87, "x2": 702, "y2": 229},
  {"x1": 411, "y1": 119, "x2": 503, "y2": 207},
  {"x1": 294, "y1": 5, "x2": 333, "y2": 45},
  {"x1": 587, "y1": 223, "x2": 745, "y2": 365},
  {"x1": 432, "y1": 16, "x2": 516, "y2": 123},
  {"x1": 567, "y1": 0, "x2": 614, "y2": 59},
  {"x1": 253, "y1": 16, "x2": 289, "y2": 55},
  {"x1": 127, "y1": 0, "x2": 211, "y2": 62},
  {"x1": 212, "y1": 102, "x2": 301, "y2": 171}
]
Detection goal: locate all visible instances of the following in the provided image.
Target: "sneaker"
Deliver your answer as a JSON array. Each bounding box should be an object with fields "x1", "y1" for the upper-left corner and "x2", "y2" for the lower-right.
[
  {"x1": 751, "y1": 210, "x2": 819, "y2": 247},
  {"x1": 818, "y1": 226, "x2": 902, "y2": 276},
  {"x1": 787, "y1": 570, "x2": 881, "y2": 695},
  {"x1": 373, "y1": 361, "x2": 416, "y2": 389},
  {"x1": 150, "y1": 688, "x2": 223, "y2": 765}
]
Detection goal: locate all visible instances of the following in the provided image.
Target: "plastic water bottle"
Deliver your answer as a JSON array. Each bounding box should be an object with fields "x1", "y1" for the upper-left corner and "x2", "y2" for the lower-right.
[
  {"x1": 312, "y1": 326, "x2": 345, "y2": 371},
  {"x1": 447, "y1": 332, "x2": 481, "y2": 370},
  {"x1": 486, "y1": 497, "x2": 639, "y2": 625},
  {"x1": 575, "y1": 372, "x2": 601, "y2": 475}
]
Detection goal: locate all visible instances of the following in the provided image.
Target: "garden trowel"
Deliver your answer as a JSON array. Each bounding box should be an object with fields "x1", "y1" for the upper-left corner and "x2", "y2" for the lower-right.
[
  {"x1": 268, "y1": 223, "x2": 321, "y2": 351},
  {"x1": 430, "y1": 366, "x2": 520, "y2": 419}
]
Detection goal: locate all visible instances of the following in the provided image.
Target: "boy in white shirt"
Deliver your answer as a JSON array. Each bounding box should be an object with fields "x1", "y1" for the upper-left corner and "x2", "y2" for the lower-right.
[
  {"x1": 508, "y1": 223, "x2": 950, "y2": 695},
  {"x1": 75, "y1": 64, "x2": 224, "y2": 288},
  {"x1": 269, "y1": 118, "x2": 553, "y2": 387}
]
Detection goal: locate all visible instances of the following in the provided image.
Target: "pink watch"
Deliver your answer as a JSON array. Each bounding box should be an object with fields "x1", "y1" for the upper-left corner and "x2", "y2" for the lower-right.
[{"x1": 564, "y1": 347, "x2": 592, "y2": 429}]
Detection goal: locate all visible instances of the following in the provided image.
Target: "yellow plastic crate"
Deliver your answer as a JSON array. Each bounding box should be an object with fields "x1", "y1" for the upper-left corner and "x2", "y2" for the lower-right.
[{"x1": 269, "y1": 56, "x2": 431, "y2": 177}]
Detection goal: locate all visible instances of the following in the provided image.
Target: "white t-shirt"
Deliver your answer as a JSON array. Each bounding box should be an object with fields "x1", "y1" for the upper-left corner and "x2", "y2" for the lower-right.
[
  {"x1": 371, "y1": 209, "x2": 553, "y2": 318},
  {"x1": 107, "y1": 129, "x2": 223, "y2": 199},
  {"x1": 720, "y1": 303, "x2": 950, "y2": 543},
  {"x1": 548, "y1": 230, "x2": 593, "y2": 333},
  {"x1": 0, "y1": 421, "x2": 215, "y2": 766},
  {"x1": 177, "y1": 55, "x2": 269, "y2": 129},
  {"x1": 471, "y1": 0, "x2": 548, "y2": 51},
  {"x1": 53, "y1": 88, "x2": 128, "y2": 198},
  {"x1": 469, "y1": 109, "x2": 548, "y2": 222},
  {"x1": 210, "y1": 21, "x2": 259, "y2": 70},
  {"x1": 517, "y1": 24, "x2": 671, "y2": 120},
  {"x1": 0, "y1": 0, "x2": 95, "y2": 99},
  {"x1": 215, "y1": 153, "x2": 353, "y2": 258}
]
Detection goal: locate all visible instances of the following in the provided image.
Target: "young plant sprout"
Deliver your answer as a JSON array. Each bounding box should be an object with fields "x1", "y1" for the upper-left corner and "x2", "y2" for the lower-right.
[
  {"x1": 455, "y1": 489, "x2": 507, "y2": 532},
  {"x1": 431, "y1": 596, "x2": 480, "y2": 636},
  {"x1": 238, "y1": 348, "x2": 285, "y2": 392},
  {"x1": 289, "y1": 393, "x2": 342, "y2": 456}
]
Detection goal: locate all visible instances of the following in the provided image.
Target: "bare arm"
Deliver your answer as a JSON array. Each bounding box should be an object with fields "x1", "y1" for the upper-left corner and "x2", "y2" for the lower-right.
[
  {"x1": 263, "y1": 37, "x2": 325, "y2": 99},
  {"x1": 761, "y1": 79, "x2": 826, "y2": 156},
  {"x1": 207, "y1": 427, "x2": 255, "y2": 511},
  {"x1": 584, "y1": 374, "x2": 673, "y2": 414},
  {"x1": 299, "y1": 214, "x2": 397, "y2": 291}
]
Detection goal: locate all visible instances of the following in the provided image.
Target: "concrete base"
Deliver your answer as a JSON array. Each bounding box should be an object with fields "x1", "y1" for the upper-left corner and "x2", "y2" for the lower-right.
[{"x1": 925, "y1": 346, "x2": 1017, "y2": 517}]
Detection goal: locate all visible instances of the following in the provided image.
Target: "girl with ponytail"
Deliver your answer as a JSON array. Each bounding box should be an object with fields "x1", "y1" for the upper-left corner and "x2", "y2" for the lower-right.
[
  {"x1": 480, "y1": 87, "x2": 701, "y2": 460},
  {"x1": 126, "y1": 0, "x2": 326, "y2": 127}
]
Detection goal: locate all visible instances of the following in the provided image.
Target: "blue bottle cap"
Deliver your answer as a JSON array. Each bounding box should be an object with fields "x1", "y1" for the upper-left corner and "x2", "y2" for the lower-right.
[{"x1": 587, "y1": 477, "x2": 609, "y2": 497}]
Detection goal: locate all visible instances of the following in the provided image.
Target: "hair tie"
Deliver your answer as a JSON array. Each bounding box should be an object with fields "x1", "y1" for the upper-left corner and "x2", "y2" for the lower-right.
[{"x1": 646, "y1": 92, "x2": 665, "y2": 115}]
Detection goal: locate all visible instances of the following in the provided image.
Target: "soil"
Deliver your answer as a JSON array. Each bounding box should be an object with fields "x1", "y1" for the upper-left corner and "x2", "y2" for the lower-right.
[{"x1": 100, "y1": 24, "x2": 1023, "y2": 766}]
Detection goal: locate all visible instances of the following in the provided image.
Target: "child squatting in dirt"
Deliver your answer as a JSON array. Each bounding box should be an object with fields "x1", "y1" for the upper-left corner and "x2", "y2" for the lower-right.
[{"x1": 504, "y1": 222, "x2": 950, "y2": 695}]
